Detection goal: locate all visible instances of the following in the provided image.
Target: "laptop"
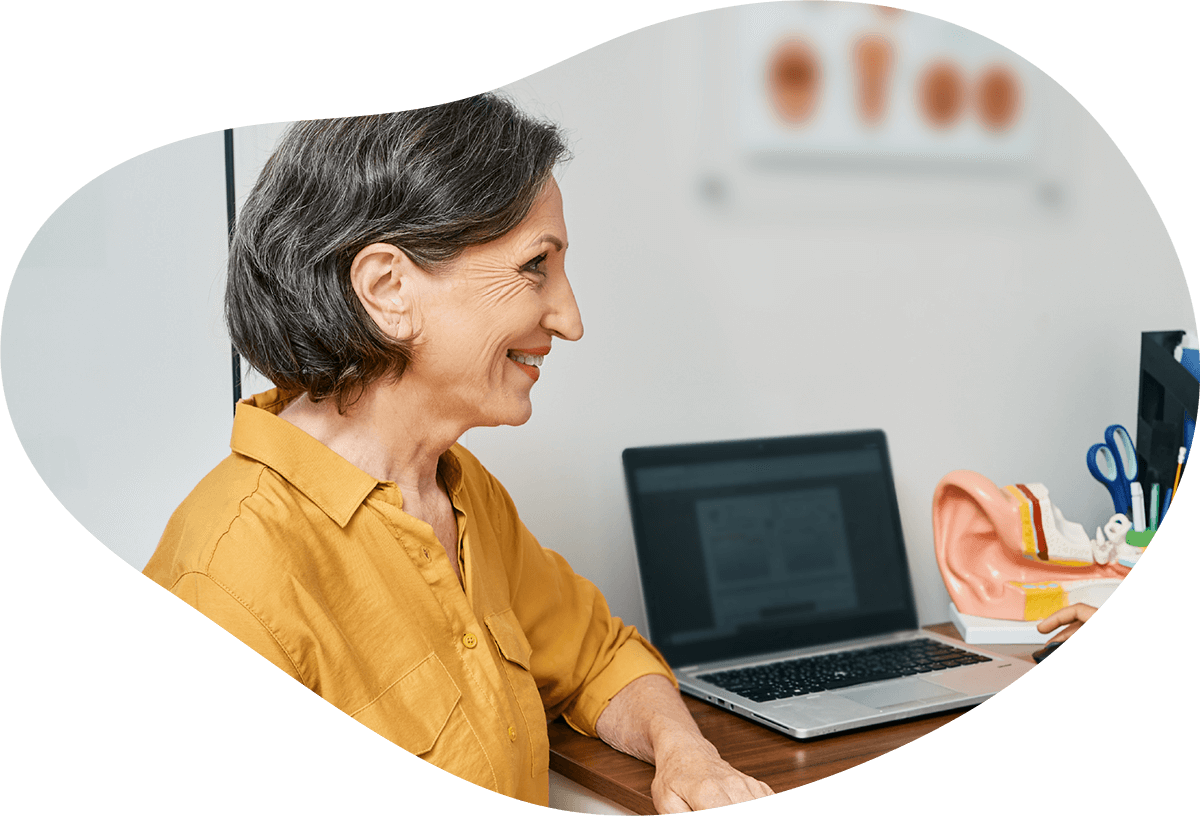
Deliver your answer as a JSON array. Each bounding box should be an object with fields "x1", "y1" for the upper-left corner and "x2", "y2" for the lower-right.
[{"x1": 622, "y1": 430, "x2": 1032, "y2": 739}]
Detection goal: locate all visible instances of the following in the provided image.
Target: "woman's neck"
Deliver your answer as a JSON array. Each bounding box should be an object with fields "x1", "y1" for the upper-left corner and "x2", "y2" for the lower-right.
[{"x1": 277, "y1": 383, "x2": 465, "y2": 495}]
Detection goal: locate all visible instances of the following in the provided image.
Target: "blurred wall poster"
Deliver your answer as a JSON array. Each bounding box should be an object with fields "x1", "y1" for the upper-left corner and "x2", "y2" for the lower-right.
[{"x1": 732, "y1": 3, "x2": 1038, "y2": 166}]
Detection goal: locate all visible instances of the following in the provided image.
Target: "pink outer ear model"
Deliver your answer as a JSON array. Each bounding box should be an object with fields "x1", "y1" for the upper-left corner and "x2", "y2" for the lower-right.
[{"x1": 932, "y1": 470, "x2": 1130, "y2": 620}]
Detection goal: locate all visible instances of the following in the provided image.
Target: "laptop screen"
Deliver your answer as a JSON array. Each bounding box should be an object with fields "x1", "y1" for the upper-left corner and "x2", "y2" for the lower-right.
[{"x1": 623, "y1": 430, "x2": 918, "y2": 667}]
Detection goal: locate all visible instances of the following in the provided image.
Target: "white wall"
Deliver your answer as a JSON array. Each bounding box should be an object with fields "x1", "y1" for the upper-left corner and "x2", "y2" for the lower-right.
[
  {"x1": 3, "y1": 6, "x2": 1191, "y2": 635},
  {"x1": 464, "y1": 9, "x2": 1193, "y2": 629},
  {"x1": 2, "y1": 131, "x2": 232, "y2": 571}
]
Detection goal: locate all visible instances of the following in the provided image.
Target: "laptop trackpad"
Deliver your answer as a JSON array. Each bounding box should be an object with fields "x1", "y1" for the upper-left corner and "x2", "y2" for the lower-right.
[{"x1": 841, "y1": 678, "x2": 962, "y2": 710}]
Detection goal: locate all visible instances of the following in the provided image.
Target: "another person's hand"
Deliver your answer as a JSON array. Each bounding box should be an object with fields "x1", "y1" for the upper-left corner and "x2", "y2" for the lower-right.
[{"x1": 1036, "y1": 603, "x2": 1097, "y2": 643}]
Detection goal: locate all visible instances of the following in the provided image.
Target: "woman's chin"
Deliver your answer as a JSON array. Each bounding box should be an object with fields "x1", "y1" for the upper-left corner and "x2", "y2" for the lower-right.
[
  {"x1": 505, "y1": 402, "x2": 535, "y2": 427},
  {"x1": 473, "y1": 399, "x2": 534, "y2": 430}
]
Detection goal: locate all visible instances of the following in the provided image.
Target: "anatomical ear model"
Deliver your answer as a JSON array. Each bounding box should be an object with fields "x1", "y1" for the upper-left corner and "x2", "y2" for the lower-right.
[{"x1": 933, "y1": 471, "x2": 1136, "y2": 621}]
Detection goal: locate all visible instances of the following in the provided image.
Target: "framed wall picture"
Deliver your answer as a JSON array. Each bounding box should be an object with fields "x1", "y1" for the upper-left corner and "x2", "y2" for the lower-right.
[{"x1": 730, "y1": 3, "x2": 1038, "y2": 165}]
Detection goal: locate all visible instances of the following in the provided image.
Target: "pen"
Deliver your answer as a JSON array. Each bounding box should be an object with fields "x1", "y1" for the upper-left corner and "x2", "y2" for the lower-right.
[
  {"x1": 1173, "y1": 446, "x2": 1186, "y2": 497},
  {"x1": 1150, "y1": 483, "x2": 1160, "y2": 532},
  {"x1": 1130, "y1": 482, "x2": 1146, "y2": 532}
]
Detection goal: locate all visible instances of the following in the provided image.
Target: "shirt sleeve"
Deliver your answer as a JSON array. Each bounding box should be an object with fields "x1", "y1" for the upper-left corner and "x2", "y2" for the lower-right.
[
  {"x1": 462, "y1": 452, "x2": 676, "y2": 739},
  {"x1": 545, "y1": 551, "x2": 679, "y2": 738},
  {"x1": 166, "y1": 571, "x2": 303, "y2": 682}
]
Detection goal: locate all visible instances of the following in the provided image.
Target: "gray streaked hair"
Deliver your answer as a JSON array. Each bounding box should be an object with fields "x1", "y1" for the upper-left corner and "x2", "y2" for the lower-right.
[{"x1": 225, "y1": 93, "x2": 570, "y2": 410}]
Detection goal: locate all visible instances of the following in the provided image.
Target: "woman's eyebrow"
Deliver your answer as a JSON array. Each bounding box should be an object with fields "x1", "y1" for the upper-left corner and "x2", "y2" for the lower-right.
[{"x1": 528, "y1": 233, "x2": 566, "y2": 251}]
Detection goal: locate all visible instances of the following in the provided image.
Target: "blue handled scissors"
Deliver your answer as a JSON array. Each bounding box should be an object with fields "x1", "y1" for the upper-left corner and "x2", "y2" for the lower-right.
[{"x1": 1087, "y1": 424, "x2": 1138, "y2": 516}]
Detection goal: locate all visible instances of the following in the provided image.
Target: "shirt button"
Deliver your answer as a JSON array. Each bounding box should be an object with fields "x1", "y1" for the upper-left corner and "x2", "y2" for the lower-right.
[
  {"x1": 462, "y1": 633, "x2": 478, "y2": 649},
  {"x1": 421, "y1": 548, "x2": 430, "y2": 560},
  {"x1": 508, "y1": 726, "x2": 517, "y2": 742}
]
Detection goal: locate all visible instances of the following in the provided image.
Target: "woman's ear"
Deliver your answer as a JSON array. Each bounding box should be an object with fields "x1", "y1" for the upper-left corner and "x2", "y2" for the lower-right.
[{"x1": 350, "y1": 243, "x2": 420, "y2": 340}]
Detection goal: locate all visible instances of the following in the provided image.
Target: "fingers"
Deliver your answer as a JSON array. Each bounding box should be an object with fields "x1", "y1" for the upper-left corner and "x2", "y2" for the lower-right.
[
  {"x1": 647, "y1": 727, "x2": 773, "y2": 812},
  {"x1": 653, "y1": 789, "x2": 691, "y2": 814},
  {"x1": 1046, "y1": 622, "x2": 1084, "y2": 644},
  {"x1": 1036, "y1": 615, "x2": 1062, "y2": 634},
  {"x1": 651, "y1": 764, "x2": 773, "y2": 813},
  {"x1": 746, "y1": 777, "x2": 775, "y2": 799},
  {"x1": 1036, "y1": 603, "x2": 1096, "y2": 634}
]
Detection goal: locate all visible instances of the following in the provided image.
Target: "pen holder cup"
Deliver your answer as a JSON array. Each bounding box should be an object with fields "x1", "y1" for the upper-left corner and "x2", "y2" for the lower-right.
[{"x1": 1124, "y1": 530, "x2": 1154, "y2": 549}]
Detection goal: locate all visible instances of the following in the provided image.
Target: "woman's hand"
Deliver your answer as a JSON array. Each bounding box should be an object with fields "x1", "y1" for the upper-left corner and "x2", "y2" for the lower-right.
[
  {"x1": 595, "y1": 674, "x2": 773, "y2": 812},
  {"x1": 1036, "y1": 603, "x2": 1097, "y2": 643},
  {"x1": 646, "y1": 725, "x2": 773, "y2": 812}
]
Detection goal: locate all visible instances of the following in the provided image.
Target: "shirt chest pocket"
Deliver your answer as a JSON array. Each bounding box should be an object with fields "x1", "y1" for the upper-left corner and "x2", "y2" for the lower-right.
[
  {"x1": 484, "y1": 608, "x2": 550, "y2": 776},
  {"x1": 351, "y1": 653, "x2": 497, "y2": 791}
]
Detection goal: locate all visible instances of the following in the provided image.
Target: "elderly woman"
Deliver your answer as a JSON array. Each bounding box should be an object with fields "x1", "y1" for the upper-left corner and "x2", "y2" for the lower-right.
[{"x1": 144, "y1": 95, "x2": 771, "y2": 812}]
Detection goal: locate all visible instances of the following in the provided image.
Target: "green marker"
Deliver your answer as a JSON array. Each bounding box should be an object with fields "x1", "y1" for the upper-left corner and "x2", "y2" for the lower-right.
[{"x1": 1150, "y1": 483, "x2": 1160, "y2": 532}]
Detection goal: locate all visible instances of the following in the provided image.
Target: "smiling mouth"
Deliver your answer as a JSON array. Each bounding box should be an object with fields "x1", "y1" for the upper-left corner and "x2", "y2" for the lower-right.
[
  {"x1": 507, "y1": 351, "x2": 545, "y2": 367},
  {"x1": 507, "y1": 348, "x2": 548, "y2": 382}
]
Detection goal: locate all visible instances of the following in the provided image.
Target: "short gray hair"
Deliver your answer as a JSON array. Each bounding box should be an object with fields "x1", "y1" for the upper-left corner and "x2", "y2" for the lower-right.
[{"x1": 225, "y1": 93, "x2": 570, "y2": 410}]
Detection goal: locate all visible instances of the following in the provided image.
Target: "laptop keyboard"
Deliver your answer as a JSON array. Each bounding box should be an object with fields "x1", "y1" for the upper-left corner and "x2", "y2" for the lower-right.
[{"x1": 697, "y1": 638, "x2": 992, "y2": 703}]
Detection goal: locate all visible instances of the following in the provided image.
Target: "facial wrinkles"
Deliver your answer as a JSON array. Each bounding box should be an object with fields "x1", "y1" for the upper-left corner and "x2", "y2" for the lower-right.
[
  {"x1": 417, "y1": 260, "x2": 538, "y2": 393},
  {"x1": 405, "y1": 181, "x2": 567, "y2": 425},
  {"x1": 476, "y1": 270, "x2": 538, "y2": 377},
  {"x1": 472, "y1": 262, "x2": 537, "y2": 312}
]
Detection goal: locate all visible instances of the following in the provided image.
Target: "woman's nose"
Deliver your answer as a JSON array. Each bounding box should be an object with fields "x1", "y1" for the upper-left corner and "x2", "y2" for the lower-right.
[{"x1": 542, "y1": 273, "x2": 584, "y2": 341}]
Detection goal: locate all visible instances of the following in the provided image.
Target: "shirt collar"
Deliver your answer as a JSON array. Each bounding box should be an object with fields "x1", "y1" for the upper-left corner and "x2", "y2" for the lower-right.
[{"x1": 230, "y1": 388, "x2": 465, "y2": 527}]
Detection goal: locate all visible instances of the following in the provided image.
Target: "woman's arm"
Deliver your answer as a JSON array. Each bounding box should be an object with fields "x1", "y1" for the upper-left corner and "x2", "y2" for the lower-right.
[{"x1": 595, "y1": 674, "x2": 774, "y2": 813}]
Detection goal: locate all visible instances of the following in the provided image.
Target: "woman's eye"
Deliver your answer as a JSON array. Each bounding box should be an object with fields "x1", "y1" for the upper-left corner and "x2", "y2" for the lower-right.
[{"x1": 523, "y1": 253, "x2": 548, "y2": 275}]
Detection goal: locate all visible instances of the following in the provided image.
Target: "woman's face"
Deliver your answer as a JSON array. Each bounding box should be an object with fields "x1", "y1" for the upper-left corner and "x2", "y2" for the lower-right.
[{"x1": 404, "y1": 179, "x2": 583, "y2": 430}]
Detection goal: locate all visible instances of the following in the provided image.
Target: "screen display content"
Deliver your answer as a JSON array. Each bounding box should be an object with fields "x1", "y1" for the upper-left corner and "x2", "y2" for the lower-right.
[{"x1": 625, "y1": 433, "x2": 916, "y2": 666}]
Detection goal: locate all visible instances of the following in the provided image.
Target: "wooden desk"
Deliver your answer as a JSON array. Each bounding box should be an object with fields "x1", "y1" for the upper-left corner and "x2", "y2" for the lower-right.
[{"x1": 548, "y1": 624, "x2": 1037, "y2": 814}]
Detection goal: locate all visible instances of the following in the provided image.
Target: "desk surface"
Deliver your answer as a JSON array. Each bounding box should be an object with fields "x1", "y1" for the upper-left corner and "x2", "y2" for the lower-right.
[{"x1": 548, "y1": 623, "x2": 1037, "y2": 815}]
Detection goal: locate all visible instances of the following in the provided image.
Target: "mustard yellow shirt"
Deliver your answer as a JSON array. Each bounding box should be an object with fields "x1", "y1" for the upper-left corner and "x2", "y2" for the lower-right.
[{"x1": 144, "y1": 389, "x2": 674, "y2": 804}]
